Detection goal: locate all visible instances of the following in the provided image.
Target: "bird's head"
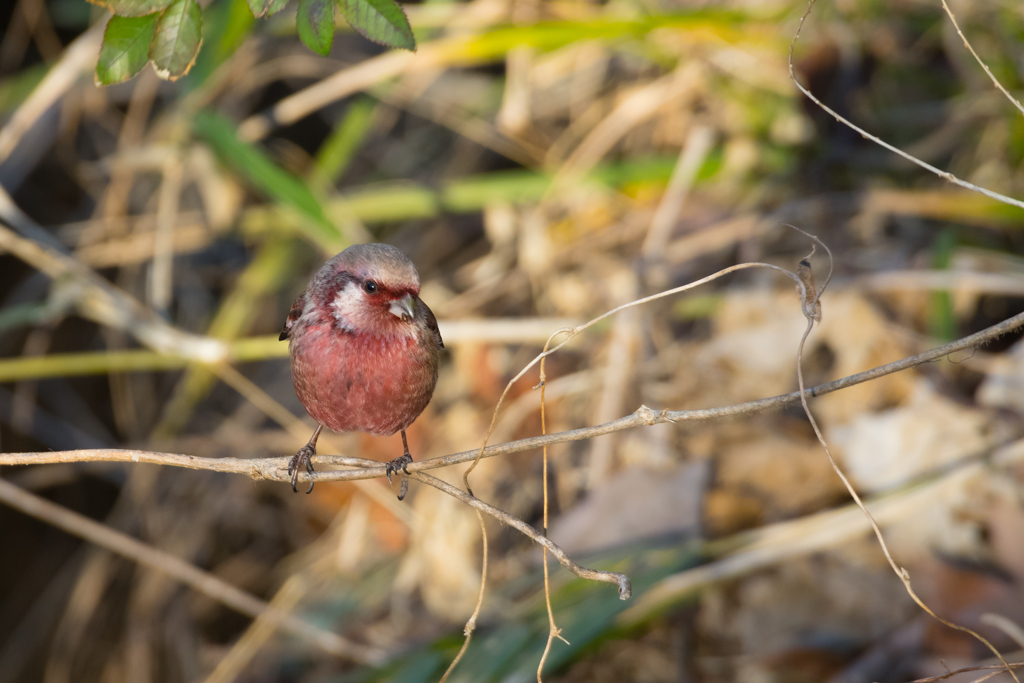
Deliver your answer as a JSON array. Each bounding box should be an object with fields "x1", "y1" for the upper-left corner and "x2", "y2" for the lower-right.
[{"x1": 312, "y1": 244, "x2": 422, "y2": 337}]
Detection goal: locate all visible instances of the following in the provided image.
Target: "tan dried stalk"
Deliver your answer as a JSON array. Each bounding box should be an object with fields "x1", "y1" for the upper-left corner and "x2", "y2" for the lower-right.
[
  {"x1": 536, "y1": 334, "x2": 568, "y2": 683},
  {"x1": 786, "y1": 229, "x2": 1019, "y2": 683}
]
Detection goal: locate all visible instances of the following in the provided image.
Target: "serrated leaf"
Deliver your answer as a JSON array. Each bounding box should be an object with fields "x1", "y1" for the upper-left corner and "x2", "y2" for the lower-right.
[
  {"x1": 336, "y1": 0, "x2": 415, "y2": 51},
  {"x1": 87, "y1": 0, "x2": 172, "y2": 18},
  {"x1": 246, "y1": 0, "x2": 289, "y2": 18},
  {"x1": 192, "y1": 111, "x2": 344, "y2": 252},
  {"x1": 96, "y1": 14, "x2": 159, "y2": 86},
  {"x1": 297, "y1": 0, "x2": 335, "y2": 56},
  {"x1": 150, "y1": 0, "x2": 202, "y2": 81}
]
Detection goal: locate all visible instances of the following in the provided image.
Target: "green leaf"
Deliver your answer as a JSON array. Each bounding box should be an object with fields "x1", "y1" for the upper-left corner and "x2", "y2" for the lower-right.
[
  {"x1": 96, "y1": 14, "x2": 159, "y2": 86},
  {"x1": 336, "y1": 0, "x2": 415, "y2": 51},
  {"x1": 246, "y1": 0, "x2": 289, "y2": 18},
  {"x1": 192, "y1": 111, "x2": 345, "y2": 252},
  {"x1": 87, "y1": 0, "x2": 172, "y2": 18},
  {"x1": 297, "y1": 0, "x2": 335, "y2": 56},
  {"x1": 150, "y1": 0, "x2": 203, "y2": 81}
]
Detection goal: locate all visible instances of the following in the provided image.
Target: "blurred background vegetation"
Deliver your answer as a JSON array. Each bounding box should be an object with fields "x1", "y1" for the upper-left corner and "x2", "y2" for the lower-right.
[{"x1": 5, "y1": 0, "x2": 1024, "y2": 681}]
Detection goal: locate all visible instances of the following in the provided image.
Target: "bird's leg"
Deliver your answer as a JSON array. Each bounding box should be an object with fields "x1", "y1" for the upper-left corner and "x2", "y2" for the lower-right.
[
  {"x1": 288, "y1": 424, "x2": 322, "y2": 494},
  {"x1": 385, "y1": 430, "x2": 414, "y2": 501}
]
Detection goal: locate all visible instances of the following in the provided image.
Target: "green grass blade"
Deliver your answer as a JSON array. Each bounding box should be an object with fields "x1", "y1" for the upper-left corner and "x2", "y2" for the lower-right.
[
  {"x1": 192, "y1": 110, "x2": 345, "y2": 252},
  {"x1": 309, "y1": 96, "x2": 376, "y2": 191}
]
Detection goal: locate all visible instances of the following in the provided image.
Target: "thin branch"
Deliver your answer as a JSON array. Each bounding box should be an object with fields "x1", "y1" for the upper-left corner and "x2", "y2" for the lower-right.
[
  {"x1": 905, "y1": 661, "x2": 1024, "y2": 683},
  {"x1": 412, "y1": 472, "x2": 631, "y2": 600},
  {"x1": 5, "y1": 306, "x2": 1024, "y2": 482},
  {"x1": 788, "y1": 0, "x2": 1024, "y2": 211},
  {"x1": 0, "y1": 477, "x2": 384, "y2": 665}
]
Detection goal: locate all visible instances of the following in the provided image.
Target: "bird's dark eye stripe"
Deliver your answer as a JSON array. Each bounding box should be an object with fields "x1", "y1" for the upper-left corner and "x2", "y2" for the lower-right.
[{"x1": 363, "y1": 280, "x2": 378, "y2": 293}]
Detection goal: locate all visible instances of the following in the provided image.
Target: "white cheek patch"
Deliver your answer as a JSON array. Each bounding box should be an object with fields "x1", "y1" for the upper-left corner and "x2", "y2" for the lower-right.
[
  {"x1": 330, "y1": 281, "x2": 363, "y2": 331},
  {"x1": 329, "y1": 281, "x2": 419, "y2": 339}
]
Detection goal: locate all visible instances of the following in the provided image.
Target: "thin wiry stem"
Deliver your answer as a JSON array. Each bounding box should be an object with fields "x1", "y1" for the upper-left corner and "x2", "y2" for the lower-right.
[
  {"x1": 788, "y1": 0, "x2": 1024, "y2": 211},
  {"x1": 437, "y1": 508, "x2": 488, "y2": 683},
  {"x1": 940, "y1": 0, "x2": 1024, "y2": 119},
  {"x1": 537, "y1": 335, "x2": 568, "y2": 683},
  {"x1": 790, "y1": 241, "x2": 1020, "y2": 683},
  {"x1": 904, "y1": 662, "x2": 1024, "y2": 683}
]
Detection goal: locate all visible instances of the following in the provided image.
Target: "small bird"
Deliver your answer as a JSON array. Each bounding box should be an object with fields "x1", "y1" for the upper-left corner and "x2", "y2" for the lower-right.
[{"x1": 280, "y1": 244, "x2": 443, "y2": 497}]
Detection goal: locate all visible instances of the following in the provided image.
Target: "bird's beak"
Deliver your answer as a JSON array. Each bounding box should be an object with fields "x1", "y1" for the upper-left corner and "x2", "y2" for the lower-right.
[{"x1": 389, "y1": 294, "x2": 415, "y2": 322}]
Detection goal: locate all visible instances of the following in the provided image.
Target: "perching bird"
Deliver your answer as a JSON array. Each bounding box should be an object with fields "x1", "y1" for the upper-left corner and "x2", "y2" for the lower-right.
[{"x1": 280, "y1": 244, "x2": 443, "y2": 497}]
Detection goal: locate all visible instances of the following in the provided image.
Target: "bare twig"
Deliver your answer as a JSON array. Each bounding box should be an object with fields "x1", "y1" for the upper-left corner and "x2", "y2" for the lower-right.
[
  {"x1": 6, "y1": 304, "x2": 1024, "y2": 481},
  {"x1": 411, "y1": 472, "x2": 631, "y2": 599},
  {"x1": 903, "y1": 661, "x2": 1024, "y2": 683},
  {"x1": 940, "y1": 0, "x2": 1024, "y2": 119},
  {"x1": 0, "y1": 478, "x2": 384, "y2": 664}
]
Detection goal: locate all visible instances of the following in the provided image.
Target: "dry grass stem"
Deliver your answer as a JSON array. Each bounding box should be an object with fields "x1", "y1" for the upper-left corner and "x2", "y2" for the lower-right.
[
  {"x1": 0, "y1": 22, "x2": 103, "y2": 165},
  {"x1": 980, "y1": 614, "x2": 1024, "y2": 651},
  {"x1": 641, "y1": 124, "x2": 716, "y2": 258},
  {"x1": 0, "y1": 478, "x2": 383, "y2": 664}
]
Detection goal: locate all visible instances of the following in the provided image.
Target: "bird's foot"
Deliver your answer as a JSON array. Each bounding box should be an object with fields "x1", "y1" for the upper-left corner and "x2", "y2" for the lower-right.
[
  {"x1": 385, "y1": 453, "x2": 413, "y2": 501},
  {"x1": 288, "y1": 444, "x2": 316, "y2": 494},
  {"x1": 385, "y1": 454, "x2": 412, "y2": 484}
]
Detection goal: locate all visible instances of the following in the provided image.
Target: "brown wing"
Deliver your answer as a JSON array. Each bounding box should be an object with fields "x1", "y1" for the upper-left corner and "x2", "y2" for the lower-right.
[
  {"x1": 420, "y1": 298, "x2": 443, "y2": 349},
  {"x1": 279, "y1": 292, "x2": 307, "y2": 341}
]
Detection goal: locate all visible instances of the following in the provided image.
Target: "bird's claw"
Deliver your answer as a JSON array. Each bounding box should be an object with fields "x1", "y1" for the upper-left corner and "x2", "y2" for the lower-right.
[
  {"x1": 384, "y1": 453, "x2": 412, "y2": 483},
  {"x1": 288, "y1": 445, "x2": 316, "y2": 494},
  {"x1": 385, "y1": 453, "x2": 413, "y2": 498}
]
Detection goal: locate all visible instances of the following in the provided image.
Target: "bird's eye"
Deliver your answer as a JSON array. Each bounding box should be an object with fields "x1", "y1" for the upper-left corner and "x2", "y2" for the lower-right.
[{"x1": 363, "y1": 280, "x2": 378, "y2": 294}]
